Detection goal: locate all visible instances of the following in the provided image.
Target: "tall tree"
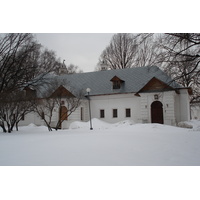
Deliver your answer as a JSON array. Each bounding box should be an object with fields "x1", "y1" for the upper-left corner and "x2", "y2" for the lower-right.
[
  {"x1": 0, "y1": 90, "x2": 34, "y2": 132},
  {"x1": 0, "y1": 33, "x2": 60, "y2": 132},
  {"x1": 132, "y1": 33, "x2": 164, "y2": 68},
  {"x1": 98, "y1": 33, "x2": 138, "y2": 70},
  {"x1": 0, "y1": 33, "x2": 59, "y2": 95},
  {"x1": 98, "y1": 33, "x2": 164, "y2": 70}
]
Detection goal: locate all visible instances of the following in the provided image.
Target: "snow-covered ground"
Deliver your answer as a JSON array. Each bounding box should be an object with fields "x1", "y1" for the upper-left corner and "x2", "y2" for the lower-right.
[{"x1": 0, "y1": 119, "x2": 200, "y2": 166}]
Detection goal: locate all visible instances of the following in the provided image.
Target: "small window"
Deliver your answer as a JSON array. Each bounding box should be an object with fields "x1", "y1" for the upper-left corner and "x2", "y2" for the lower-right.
[
  {"x1": 110, "y1": 76, "x2": 124, "y2": 90},
  {"x1": 81, "y1": 107, "x2": 83, "y2": 121},
  {"x1": 126, "y1": 108, "x2": 131, "y2": 117},
  {"x1": 113, "y1": 109, "x2": 118, "y2": 118},
  {"x1": 113, "y1": 81, "x2": 121, "y2": 89},
  {"x1": 100, "y1": 109, "x2": 105, "y2": 118}
]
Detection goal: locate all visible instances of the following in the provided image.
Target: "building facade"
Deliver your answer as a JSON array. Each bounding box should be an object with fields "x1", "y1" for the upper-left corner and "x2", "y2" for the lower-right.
[{"x1": 19, "y1": 66, "x2": 191, "y2": 129}]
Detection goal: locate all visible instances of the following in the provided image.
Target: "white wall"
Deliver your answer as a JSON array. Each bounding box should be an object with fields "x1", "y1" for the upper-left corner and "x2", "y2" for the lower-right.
[
  {"x1": 61, "y1": 100, "x2": 88, "y2": 129},
  {"x1": 19, "y1": 112, "x2": 45, "y2": 126},
  {"x1": 140, "y1": 91, "x2": 176, "y2": 125},
  {"x1": 90, "y1": 93, "x2": 141, "y2": 124},
  {"x1": 177, "y1": 89, "x2": 190, "y2": 122},
  {"x1": 19, "y1": 90, "x2": 191, "y2": 129}
]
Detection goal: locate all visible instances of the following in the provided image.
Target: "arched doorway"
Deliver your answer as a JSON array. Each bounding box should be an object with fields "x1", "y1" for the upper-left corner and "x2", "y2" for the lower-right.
[{"x1": 151, "y1": 101, "x2": 164, "y2": 124}]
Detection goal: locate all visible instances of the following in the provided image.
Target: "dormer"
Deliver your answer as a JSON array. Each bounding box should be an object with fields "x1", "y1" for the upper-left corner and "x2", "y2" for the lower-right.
[
  {"x1": 50, "y1": 85, "x2": 75, "y2": 98},
  {"x1": 110, "y1": 76, "x2": 124, "y2": 89}
]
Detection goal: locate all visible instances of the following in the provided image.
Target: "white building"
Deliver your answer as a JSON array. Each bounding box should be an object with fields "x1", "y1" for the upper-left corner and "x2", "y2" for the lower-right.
[{"x1": 19, "y1": 66, "x2": 192, "y2": 129}]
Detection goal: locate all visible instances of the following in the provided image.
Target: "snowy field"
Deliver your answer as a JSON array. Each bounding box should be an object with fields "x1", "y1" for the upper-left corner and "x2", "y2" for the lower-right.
[{"x1": 0, "y1": 119, "x2": 200, "y2": 166}]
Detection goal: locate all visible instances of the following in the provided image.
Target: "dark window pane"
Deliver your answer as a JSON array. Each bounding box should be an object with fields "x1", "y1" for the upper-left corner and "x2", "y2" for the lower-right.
[
  {"x1": 113, "y1": 109, "x2": 118, "y2": 118},
  {"x1": 126, "y1": 108, "x2": 131, "y2": 117},
  {"x1": 100, "y1": 109, "x2": 105, "y2": 118},
  {"x1": 113, "y1": 81, "x2": 121, "y2": 89}
]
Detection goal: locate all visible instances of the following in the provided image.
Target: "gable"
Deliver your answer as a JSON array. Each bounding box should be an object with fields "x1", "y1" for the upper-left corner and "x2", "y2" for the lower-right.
[
  {"x1": 110, "y1": 76, "x2": 124, "y2": 82},
  {"x1": 50, "y1": 85, "x2": 75, "y2": 98},
  {"x1": 137, "y1": 77, "x2": 174, "y2": 93}
]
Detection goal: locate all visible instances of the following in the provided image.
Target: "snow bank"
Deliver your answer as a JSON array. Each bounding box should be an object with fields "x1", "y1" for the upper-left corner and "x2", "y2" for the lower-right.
[
  {"x1": 18, "y1": 123, "x2": 48, "y2": 133},
  {"x1": 178, "y1": 120, "x2": 200, "y2": 131},
  {"x1": 69, "y1": 118, "x2": 200, "y2": 132},
  {"x1": 69, "y1": 118, "x2": 135, "y2": 130}
]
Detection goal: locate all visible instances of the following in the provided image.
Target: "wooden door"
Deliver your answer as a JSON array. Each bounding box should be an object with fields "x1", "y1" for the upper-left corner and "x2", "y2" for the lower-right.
[
  {"x1": 151, "y1": 101, "x2": 164, "y2": 124},
  {"x1": 59, "y1": 106, "x2": 68, "y2": 129}
]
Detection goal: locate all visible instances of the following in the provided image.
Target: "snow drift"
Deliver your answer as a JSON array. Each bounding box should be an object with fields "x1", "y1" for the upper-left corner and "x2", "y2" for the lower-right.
[{"x1": 0, "y1": 119, "x2": 200, "y2": 166}]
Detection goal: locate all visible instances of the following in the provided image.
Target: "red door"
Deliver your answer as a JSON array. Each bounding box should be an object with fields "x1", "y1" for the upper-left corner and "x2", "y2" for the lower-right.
[{"x1": 151, "y1": 101, "x2": 164, "y2": 124}]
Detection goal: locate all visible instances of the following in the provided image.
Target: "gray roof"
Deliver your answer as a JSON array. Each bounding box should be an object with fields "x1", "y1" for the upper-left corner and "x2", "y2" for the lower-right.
[{"x1": 56, "y1": 66, "x2": 181, "y2": 96}]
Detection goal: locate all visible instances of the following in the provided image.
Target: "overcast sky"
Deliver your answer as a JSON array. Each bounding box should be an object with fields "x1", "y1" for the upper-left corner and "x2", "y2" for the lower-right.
[{"x1": 35, "y1": 33, "x2": 115, "y2": 72}]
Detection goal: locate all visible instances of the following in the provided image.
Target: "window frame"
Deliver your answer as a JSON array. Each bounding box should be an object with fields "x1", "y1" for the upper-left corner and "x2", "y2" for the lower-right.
[
  {"x1": 100, "y1": 109, "x2": 105, "y2": 118},
  {"x1": 113, "y1": 109, "x2": 118, "y2": 118},
  {"x1": 125, "y1": 108, "x2": 131, "y2": 118},
  {"x1": 113, "y1": 80, "x2": 121, "y2": 89},
  {"x1": 81, "y1": 107, "x2": 83, "y2": 121}
]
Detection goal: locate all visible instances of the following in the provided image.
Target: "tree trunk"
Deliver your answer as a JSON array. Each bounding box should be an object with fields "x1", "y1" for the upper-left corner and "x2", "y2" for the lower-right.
[
  {"x1": 7, "y1": 122, "x2": 11, "y2": 133},
  {"x1": 0, "y1": 124, "x2": 7, "y2": 133},
  {"x1": 16, "y1": 122, "x2": 19, "y2": 131}
]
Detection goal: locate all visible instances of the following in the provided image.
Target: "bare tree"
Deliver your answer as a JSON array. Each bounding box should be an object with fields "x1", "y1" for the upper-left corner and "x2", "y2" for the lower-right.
[
  {"x1": 97, "y1": 33, "x2": 165, "y2": 70},
  {"x1": 98, "y1": 33, "x2": 138, "y2": 70},
  {"x1": 0, "y1": 90, "x2": 34, "y2": 133},
  {"x1": 54, "y1": 89, "x2": 82, "y2": 130},
  {"x1": 33, "y1": 98, "x2": 56, "y2": 131},
  {"x1": 132, "y1": 33, "x2": 165, "y2": 67},
  {"x1": 160, "y1": 33, "x2": 200, "y2": 102},
  {"x1": 32, "y1": 77, "x2": 63, "y2": 131},
  {"x1": 33, "y1": 78, "x2": 83, "y2": 131},
  {"x1": 0, "y1": 33, "x2": 59, "y2": 95},
  {"x1": 0, "y1": 33, "x2": 39, "y2": 94}
]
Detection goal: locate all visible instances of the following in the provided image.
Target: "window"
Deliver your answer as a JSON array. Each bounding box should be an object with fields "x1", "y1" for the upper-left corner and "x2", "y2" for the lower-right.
[
  {"x1": 110, "y1": 76, "x2": 124, "y2": 90},
  {"x1": 81, "y1": 107, "x2": 83, "y2": 121},
  {"x1": 100, "y1": 109, "x2": 105, "y2": 118},
  {"x1": 113, "y1": 109, "x2": 118, "y2": 118},
  {"x1": 113, "y1": 81, "x2": 121, "y2": 89},
  {"x1": 126, "y1": 108, "x2": 131, "y2": 117}
]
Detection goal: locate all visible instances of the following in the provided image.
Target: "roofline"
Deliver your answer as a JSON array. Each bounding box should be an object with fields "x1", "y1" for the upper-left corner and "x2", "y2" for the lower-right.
[
  {"x1": 86, "y1": 89, "x2": 181, "y2": 97},
  {"x1": 88, "y1": 91, "x2": 137, "y2": 97}
]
